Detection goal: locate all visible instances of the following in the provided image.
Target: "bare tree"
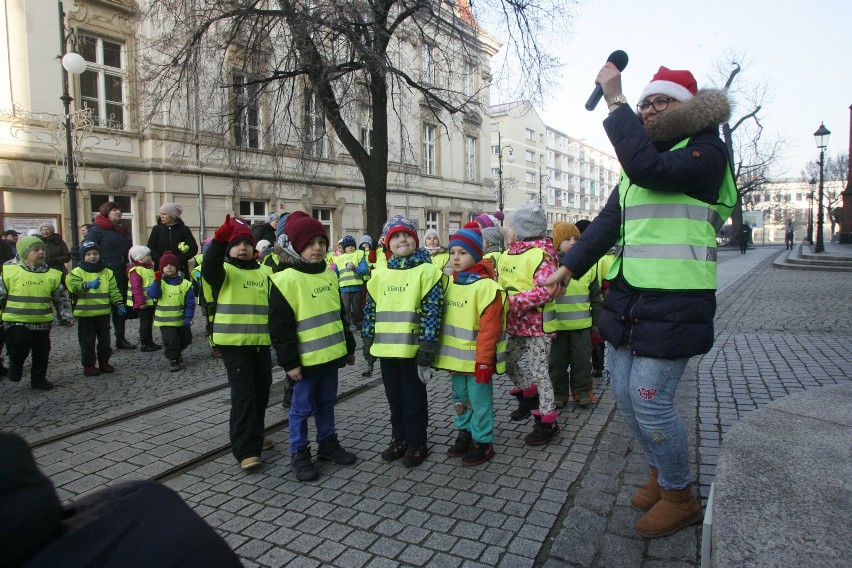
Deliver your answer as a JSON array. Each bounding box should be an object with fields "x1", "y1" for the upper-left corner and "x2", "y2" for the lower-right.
[
  {"x1": 715, "y1": 54, "x2": 785, "y2": 242},
  {"x1": 137, "y1": 0, "x2": 570, "y2": 238},
  {"x1": 802, "y1": 153, "x2": 848, "y2": 237}
]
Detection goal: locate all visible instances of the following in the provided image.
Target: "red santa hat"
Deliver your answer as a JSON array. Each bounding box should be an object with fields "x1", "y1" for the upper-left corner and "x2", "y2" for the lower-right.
[{"x1": 639, "y1": 66, "x2": 698, "y2": 104}]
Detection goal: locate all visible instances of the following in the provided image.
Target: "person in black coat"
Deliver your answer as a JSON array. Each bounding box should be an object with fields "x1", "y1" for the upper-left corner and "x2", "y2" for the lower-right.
[
  {"x1": 86, "y1": 201, "x2": 135, "y2": 349},
  {"x1": 738, "y1": 221, "x2": 751, "y2": 254},
  {"x1": 146, "y1": 203, "x2": 198, "y2": 275},
  {"x1": 544, "y1": 64, "x2": 736, "y2": 539},
  {"x1": 252, "y1": 212, "x2": 279, "y2": 245}
]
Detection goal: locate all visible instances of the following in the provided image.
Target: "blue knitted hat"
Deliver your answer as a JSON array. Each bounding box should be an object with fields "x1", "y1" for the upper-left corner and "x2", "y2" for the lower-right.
[
  {"x1": 449, "y1": 224, "x2": 483, "y2": 262},
  {"x1": 382, "y1": 215, "x2": 419, "y2": 247},
  {"x1": 341, "y1": 235, "x2": 357, "y2": 249}
]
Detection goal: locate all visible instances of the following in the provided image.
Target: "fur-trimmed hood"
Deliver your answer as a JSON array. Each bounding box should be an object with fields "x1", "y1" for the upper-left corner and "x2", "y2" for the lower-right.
[{"x1": 642, "y1": 89, "x2": 731, "y2": 144}]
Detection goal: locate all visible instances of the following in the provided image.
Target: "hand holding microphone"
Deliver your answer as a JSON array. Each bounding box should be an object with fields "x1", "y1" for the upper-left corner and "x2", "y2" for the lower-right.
[{"x1": 585, "y1": 50, "x2": 629, "y2": 111}]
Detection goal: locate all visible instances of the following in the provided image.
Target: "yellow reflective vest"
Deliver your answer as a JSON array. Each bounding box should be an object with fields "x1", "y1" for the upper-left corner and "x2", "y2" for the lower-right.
[
  {"x1": 66, "y1": 267, "x2": 120, "y2": 317},
  {"x1": 154, "y1": 279, "x2": 192, "y2": 327},
  {"x1": 336, "y1": 250, "x2": 366, "y2": 288},
  {"x1": 497, "y1": 247, "x2": 547, "y2": 305},
  {"x1": 127, "y1": 265, "x2": 155, "y2": 308},
  {"x1": 1, "y1": 265, "x2": 62, "y2": 323},
  {"x1": 366, "y1": 262, "x2": 442, "y2": 358},
  {"x1": 211, "y1": 263, "x2": 270, "y2": 346},
  {"x1": 270, "y1": 269, "x2": 347, "y2": 367},
  {"x1": 608, "y1": 138, "x2": 736, "y2": 290},
  {"x1": 542, "y1": 267, "x2": 596, "y2": 332},
  {"x1": 433, "y1": 276, "x2": 507, "y2": 374}
]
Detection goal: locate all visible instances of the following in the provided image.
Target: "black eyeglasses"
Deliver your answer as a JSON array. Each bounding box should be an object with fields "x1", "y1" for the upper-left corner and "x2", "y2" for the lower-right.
[{"x1": 637, "y1": 96, "x2": 675, "y2": 113}]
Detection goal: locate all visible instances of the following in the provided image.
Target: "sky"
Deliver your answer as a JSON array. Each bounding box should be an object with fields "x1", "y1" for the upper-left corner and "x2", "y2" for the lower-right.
[{"x1": 526, "y1": 0, "x2": 852, "y2": 180}]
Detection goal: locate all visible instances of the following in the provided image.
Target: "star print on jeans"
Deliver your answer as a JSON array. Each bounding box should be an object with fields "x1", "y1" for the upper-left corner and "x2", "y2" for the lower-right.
[{"x1": 637, "y1": 387, "x2": 658, "y2": 400}]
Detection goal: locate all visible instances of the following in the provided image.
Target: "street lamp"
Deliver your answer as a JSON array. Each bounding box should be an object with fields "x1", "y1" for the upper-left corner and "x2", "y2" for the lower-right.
[
  {"x1": 496, "y1": 131, "x2": 514, "y2": 222},
  {"x1": 813, "y1": 122, "x2": 831, "y2": 253},
  {"x1": 58, "y1": 1, "x2": 87, "y2": 265},
  {"x1": 807, "y1": 178, "x2": 816, "y2": 244}
]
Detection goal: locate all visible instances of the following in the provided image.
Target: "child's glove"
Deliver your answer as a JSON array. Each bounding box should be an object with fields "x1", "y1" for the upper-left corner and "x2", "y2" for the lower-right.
[
  {"x1": 154, "y1": 271, "x2": 163, "y2": 281},
  {"x1": 475, "y1": 364, "x2": 494, "y2": 384},
  {"x1": 361, "y1": 336, "x2": 373, "y2": 360},
  {"x1": 415, "y1": 340, "x2": 437, "y2": 367},
  {"x1": 417, "y1": 365, "x2": 432, "y2": 384},
  {"x1": 213, "y1": 214, "x2": 234, "y2": 243},
  {"x1": 84, "y1": 277, "x2": 101, "y2": 290},
  {"x1": 117, "y1": 305, "x2": 127, "y2": 317}
]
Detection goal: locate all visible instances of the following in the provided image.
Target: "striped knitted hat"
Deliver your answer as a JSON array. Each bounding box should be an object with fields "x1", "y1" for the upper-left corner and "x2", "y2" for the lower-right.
[{"x1": 448, "y1": 222, "x2": 483, "y2": 262}]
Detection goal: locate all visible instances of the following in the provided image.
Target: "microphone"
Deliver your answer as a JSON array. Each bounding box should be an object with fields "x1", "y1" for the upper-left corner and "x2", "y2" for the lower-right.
[{"x1": 584, "y1": 50, "x2": 629, "y2": 111}]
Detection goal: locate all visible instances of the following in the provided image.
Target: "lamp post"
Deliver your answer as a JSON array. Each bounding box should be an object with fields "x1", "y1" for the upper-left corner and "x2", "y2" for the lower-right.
[
  {"x1": 813, "y1": 122, "x2": 831, "y2": 253},
  {"x1": 58, "y1": 1, "x2": 87, "y2": 265},
  {"x1": 807, "y1": 178, "x2": 816, "y2": 244},
  {"x1": 496, "y1": 132, "x2": 514, "y2": 222}
]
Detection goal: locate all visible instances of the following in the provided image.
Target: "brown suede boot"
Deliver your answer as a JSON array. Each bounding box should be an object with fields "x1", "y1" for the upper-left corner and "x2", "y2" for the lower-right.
[
  {"x1": 631, "y1": 466, "x2": 661, "y2": 511},
  {"x1": 634, "y1": 485, "x2": 703, "y2": 538}
]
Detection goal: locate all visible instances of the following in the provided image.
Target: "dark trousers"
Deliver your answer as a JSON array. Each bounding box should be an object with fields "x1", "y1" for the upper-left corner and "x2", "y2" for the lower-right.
[
  {"x1": 4, "y1": 325, "x2": 51, "y2": 385},
  {"x1": 77, "y1": 315, "x2": 111, "y2": 367},
  {"x1": 380, "y1": 357, "x2": 428, "y2": 448},
  {"x1": 289, "y1": 367, "x2": 339, "y2": 453},
  {"x1": 549, "y1": 328, "x2": 594, "y2": 397},
  {"x1": 739, "y1": 238, "x2": 748, "y2": 254},
  {"x1": 340, "y1": 290, "x2": 363, "y2": 329},
  {"x1": 160, "y1": 326, "x2": 192, "y2": 361},
  {"x1": 220, "y1": 346, "x2": 272, "y2": 462},
  {"x1": 785, "y1": 231, "x2": 794, "y2": 250},
  {"x1": 111, "y1": 270, "x2": 129, "y2": 341},
  {"x1": 138, "y1": 308, "x2": 155, "y2": 346}
]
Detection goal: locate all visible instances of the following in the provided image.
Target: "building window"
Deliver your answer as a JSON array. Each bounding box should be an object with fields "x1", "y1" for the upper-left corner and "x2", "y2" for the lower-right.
[
  {"x1": 422, "y1": 124, "x2": 436, "y2": 175},
  {"x1": 233, "y1": 72, "x2": 260, "y2": 148},
  {"x1": 491, "y1": 144, "x2": 499, "y2": 155},
  {"x1": 305, "y1": 90, "x2": 325, "y2": 158},
  {"x1": 361, "y1": 127, "x2": 373, "y2": 155},
  {"x1": 421, "y1": 43, "x2": 434, "y2": 84},
  {"x1": 525, "y1": 150, "x2": 534, "y2": 162},
  {"x1": 312, "y1": 208, "x2": 333, "y2": 245},
  {"x1": 525, "y1": 128, "x2": 534, "y2": 140},
  {"x1": 525, "y1": 171, "x2": 535, "y2": 184},
  {"x1": 78, "y1": 34, "x2": 126, "y2": 129},
  {"x1": 464, "y1": 136, "x2": 477, "y2": 181},
  {"x1": 425, "y1": 211, "x2": 439, "y2": 232},
  {"x1": 464, "y1": 62, "x2": 475, "y2": 96},
  {"x1": 239, "y1": 200, "x2": 267, "y2": 225},
  {"x1": 491, "y1": 168, "x2": 500, "y2": 177}
]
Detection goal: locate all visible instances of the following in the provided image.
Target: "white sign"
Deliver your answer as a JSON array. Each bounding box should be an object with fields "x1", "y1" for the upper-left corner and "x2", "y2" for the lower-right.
[{"x1": 742, "y1": 210, "x2": 763, "y2": 229}]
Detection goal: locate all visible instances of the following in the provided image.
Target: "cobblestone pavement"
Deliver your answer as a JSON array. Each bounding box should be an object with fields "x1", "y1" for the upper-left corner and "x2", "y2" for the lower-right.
[{"x1": 4, "y1": 245, "x2": 850, "y2": 566}]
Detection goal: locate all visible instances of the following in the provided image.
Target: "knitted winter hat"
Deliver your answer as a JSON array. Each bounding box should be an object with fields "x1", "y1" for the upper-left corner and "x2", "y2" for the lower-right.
[
  {"x1": 267, "y1": 212, "x2": 280, "y2": 223},
  {"x1": 359, "y1": 234, "x2": 373, "y2": 247},
  {"x1": 227, "y1": 216, "x2": 256, "y2": 249},
  {"x1": 79, "y1": 240, "x2": 100, "y2": 257},
  {"x1": 382, "y1": 215, "x2": 419, "y2": 247},
  {"x1": 509, "y1": 202, "x2": 547, "y2": 241},
  {"x1": 552, "y1": 222, "x2": 580, "y2": 247},
  {"x1": 449, "y1": 224, "x2": 483, "y2": 263},
  {"x1": 574, "y1": 219, "x2": 592, "y2": 234},
  {"x1": 481, "y1": 226, "x2": 503, "y2": 249},
  {"x1": 128, "y1": 245, "x2": 151, "y2": 262},
  {"x1": 159, "y1": 251, "x2": 179, "y2": 270},
  {"x1": 256, "y1": 239, "x2": 271, "y2": 252},
  {"x1": 639, "y1": 66, "x2": 697, "y2": 104},
  {"x1": 285, "y1": 211, "x2": 328, "y2": 253},
  {"x1": 159, "y1": 203, "x2": 183, "y2": 219},
  {"x1": 474, "y1": 213, "x2": 500, "y2": 228},
  {"x1": 16, "y1": 236, "x2": 44, "y2": 258},
  {"x1": 341, "y1": 235, "x2": 357, "y2": 249},
  {"x1": 424, "y1": 228, "x2": 440, "y2": 242}
]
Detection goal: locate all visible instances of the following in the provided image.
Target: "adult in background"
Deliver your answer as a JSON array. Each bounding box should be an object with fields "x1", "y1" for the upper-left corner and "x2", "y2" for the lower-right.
[
  {"x1": 738, "y1": 221, "x2": 751, "y2": 254},
  {"x1": 3, "y1": 230, "x2": 18, "y2": 260},
  {"x1": 784, "y1": 219, "x2": 794, "y2": 250},
  {"x1": 252, "y1": 212, "x2": 279, "y2": 245},
  {"x1": 80, "y1": 223, "x2": 92, "y2": 240},
  {"x1": 39, "y1": 224, "x2": 71, "y2": 277},
  {"x1": 86, "y1": 202, "x2": 135, "y2": 349},
  {"x1": 544, "y1": 64, "x2": 736, "y2": 538},
  {"x1": 146, "y1": 203, "x2": 198, "y2": 275}
]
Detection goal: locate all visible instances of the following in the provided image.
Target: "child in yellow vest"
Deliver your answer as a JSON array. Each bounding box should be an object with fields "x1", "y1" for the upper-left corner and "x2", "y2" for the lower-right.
[
  {"x1": 127, "y1": 245, "x2": 161, "y2": 352},
  {"x1": 0, "y1": 236, "x2": 74, "y2": 390},
  {"x1": 146, "y1": 251, "x2": 195, "y2": 372},
  {"x1": 335, "y1": 235, "x2": 369, "y2": 331},
  {"x1": 269, "y1": 212, "x2": 357, "y2": 482},
  {"x1": 66, "y1": 241, "x2": 126, "y2": 376},
  {"x1": 362, "y1": 215, "x2": 444, "y2": 468},
  {"x1": 432, "y1": 224, "x2": 505, "y2": 466},
  {"x1": 545, "y1": 223, "x2": 601, "y2": 408},
  {"x1": 424, "y1": 229, "x2": 452, "y2": 275}
]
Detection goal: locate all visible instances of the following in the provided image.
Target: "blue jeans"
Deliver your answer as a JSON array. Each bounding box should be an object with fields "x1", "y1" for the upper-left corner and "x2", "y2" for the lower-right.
[
  {"x1": 289, "y1": 367, "x2": 339, "y2": 453},
  {"x1": 607, "y1": 344, "x2": 691, "y2": 490}
]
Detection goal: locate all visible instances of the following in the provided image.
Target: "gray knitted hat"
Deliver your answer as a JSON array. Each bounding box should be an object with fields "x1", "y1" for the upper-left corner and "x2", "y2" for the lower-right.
[
  {"x1": 509, "y1": 202, "x2": 547, "y2": 240},
  {"x1": 481, "y1": 226, "x2": 503, "y2": 249}
]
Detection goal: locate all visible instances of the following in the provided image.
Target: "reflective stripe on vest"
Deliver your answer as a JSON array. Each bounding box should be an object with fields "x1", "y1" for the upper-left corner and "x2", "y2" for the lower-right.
[
  {"x1": 154, "y1": 279, "x2": 192, "y2": 327},
  {"x1": 433, "y1": 277, "x2": 507, "y2": 374},
  {"x1": 609, "y1": 137, "x2": 736, "y2": 290},
  {"x1": 68, "y1": 267, "x2": 114, "y2": 317},
  {"x1": 127, "y1": 266, "x2": 155, "y2": 308},
  {"x1": 366, "y1": 262, "x2": 442, "y2": 358},
  {"x1": 270, "y1": 269, "x2": 347, "y2": 366},
  {"x1": 336, "y1": 250, "x2": 365, "y2": 288},
  {"x1": 211, "y1": 263, "x2": 270, "y2": 346},
  {"x1": 542, "y1": 268, "x2": 595, "y2": 331},
  {"x1": 1, "y1": 265, "x2": 62, "y2": 323}
]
